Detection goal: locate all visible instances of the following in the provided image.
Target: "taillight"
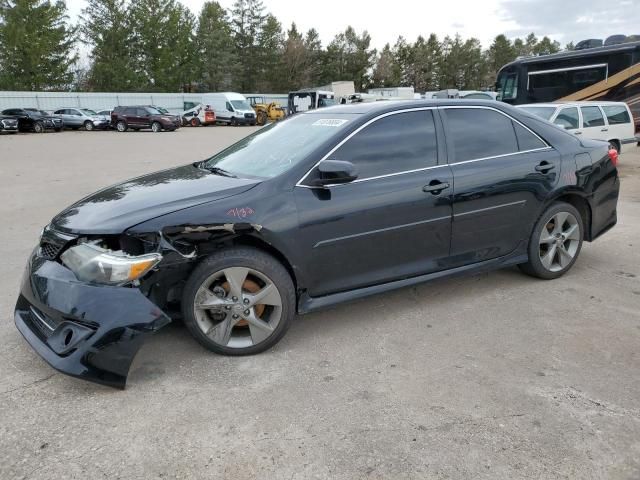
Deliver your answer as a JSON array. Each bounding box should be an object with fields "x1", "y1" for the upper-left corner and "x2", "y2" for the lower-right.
[{"x1": 608, "y1": 148, "x2": 619, "y2": 167}]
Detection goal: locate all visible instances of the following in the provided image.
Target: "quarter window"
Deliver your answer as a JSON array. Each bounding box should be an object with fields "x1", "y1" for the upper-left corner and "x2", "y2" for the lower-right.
[
  {"x1": 328, "y1": 110, "x2": 438, "y2": 179},
  {"x1": 601, "y1": 105, "x2": 631, "y2": 125},
  {"x1": 554, "y1": 107, "x2": 579, "y2": 130},
  {"x1": 512, "y1": 122, "x2": 547, "y2": 151},
  {"x1": 581, "y1": 106, "x2": 605, "y2": 127},
  {"x1": 445, "y1": 108, "x2": 518, "y2": 163}
]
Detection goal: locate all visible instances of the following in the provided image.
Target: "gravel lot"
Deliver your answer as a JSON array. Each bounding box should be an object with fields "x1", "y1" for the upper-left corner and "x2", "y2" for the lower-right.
[{"x1": 1, "y1": 127, "x2": 639, "y2": 480}]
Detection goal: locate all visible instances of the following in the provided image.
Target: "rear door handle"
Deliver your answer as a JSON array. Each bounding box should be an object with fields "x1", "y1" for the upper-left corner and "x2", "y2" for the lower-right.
[
  {"x1": 535, "y1": 162, "x2": 555, "y2": 172},
  {"x1": 422, "y1": 181, "x2": 450, "y2": 194}
]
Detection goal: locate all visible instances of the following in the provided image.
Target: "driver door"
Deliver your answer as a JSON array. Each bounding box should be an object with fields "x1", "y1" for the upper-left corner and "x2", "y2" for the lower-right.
[{"x1": 294, "y1": 109, "x2": 453, "y2": 297}]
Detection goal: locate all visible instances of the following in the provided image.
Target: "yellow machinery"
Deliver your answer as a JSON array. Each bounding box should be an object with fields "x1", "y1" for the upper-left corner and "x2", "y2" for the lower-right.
[{"x1": 246, "y1": 96, "x2": 286, "y2": 125}]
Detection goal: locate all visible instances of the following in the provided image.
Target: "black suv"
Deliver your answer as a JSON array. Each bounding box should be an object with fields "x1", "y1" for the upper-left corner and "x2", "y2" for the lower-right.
[
  {"x1": 111, "y1": 106, "x2": 181, "y2": 132},
  {"x1": 14, "y1": 100, "x2": 620, "y2": 388},
  {"x1": 1, "y1": 108, "x2": 63, "y2": 133}
]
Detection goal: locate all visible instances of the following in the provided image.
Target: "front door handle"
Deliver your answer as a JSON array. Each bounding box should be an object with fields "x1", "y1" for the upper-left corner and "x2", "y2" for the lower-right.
[
  {"x1": 422, "y1": 181, "x2": 450, "y2": 194},
  {"x1": 574, "y1": 131, "x2": 582, "y2": 135},
  {"x1": 601, "y1": 128, "x2": 608, "y2": 132},
  {"x1": 535, "y1": 161, "x2": 555, "y2": 173}
]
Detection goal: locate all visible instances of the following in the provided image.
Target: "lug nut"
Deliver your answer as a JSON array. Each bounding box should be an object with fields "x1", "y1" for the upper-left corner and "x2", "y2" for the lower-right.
[
  {"x1": 232, "y1": 296, "x2": 238, "y2": 302},
  {"x1": 232, "y1": 314, "x2": 239, "y2": 319},
  {"x1": 244, "y1": 309, "x2": 250, "y2": 315},
  {"x1": 243, "y1": 298, "x2": 250, "y2": 305},
  {"x1": 225, "y1": 305, "x2": 231, "y2": 310}
]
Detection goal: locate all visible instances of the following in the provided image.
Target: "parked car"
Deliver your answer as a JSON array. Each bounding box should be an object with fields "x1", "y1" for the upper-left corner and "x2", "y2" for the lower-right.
[
  {"x1": 1, "y1": 108, "x2": 63, "y2": 133},
  {"x1": 517, "y1": 101, "x2": 637, "y2": 153},
  {"x1": 97, "y1": 109, "x2": 112, "y2": 116},
  {"x1": 14, "y1": 100, "x2": 619, "y2": 388},
  {"x1": 202, "y1": 92, "x2": 256, "y2": 125},
  {"x1": 0, "y1": 115, "x2": 19, "y2": 134},
  {"x1": 111, "y1": 105, "x2": 181, "y2": 132},
  {"x1": 53, "y1": 108, "x2": 110, "y2": 131}
]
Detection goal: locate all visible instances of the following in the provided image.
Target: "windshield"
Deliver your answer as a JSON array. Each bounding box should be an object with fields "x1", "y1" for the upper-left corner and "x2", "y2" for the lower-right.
[
  {"x1": 230, "y1": 100, "x2": 252, "y2": 111},
  {"x1": 81, "y1": 108, "x2": 97, "y2": 115},
  {"x1": 496, "y1": 71, "x2": 517, "y2": 101},
  {"x1": 155, "y1": 106, "x2": 169, "y2": 114},
  {"x1": 201, "y1": 113, "x2": 359, "y2": 178},
  {"x1": 518, "y1": 106, "x2": 556, "y2": 120}
]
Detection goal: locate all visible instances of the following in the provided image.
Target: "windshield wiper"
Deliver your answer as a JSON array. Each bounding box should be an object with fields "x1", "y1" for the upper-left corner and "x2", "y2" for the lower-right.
[{"x1": 201, "y1": 165, "x2": 238, "y2": 178}]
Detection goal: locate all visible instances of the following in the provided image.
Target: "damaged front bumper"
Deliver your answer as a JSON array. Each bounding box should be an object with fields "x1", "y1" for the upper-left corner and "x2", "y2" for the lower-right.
[{"x1": 14, "y1": 249, "x2": 171, "y2": 389}]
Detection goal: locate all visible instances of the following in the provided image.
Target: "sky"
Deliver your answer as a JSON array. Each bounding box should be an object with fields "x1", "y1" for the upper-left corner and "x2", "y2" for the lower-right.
[{"x1": 65, "y1": 0, "x2": 640, "y2": 49}]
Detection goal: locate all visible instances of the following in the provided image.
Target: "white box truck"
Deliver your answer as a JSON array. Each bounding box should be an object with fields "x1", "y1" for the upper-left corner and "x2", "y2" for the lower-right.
[{"x1": 201, "y1": 92, "x2": 256, "y2": 126}]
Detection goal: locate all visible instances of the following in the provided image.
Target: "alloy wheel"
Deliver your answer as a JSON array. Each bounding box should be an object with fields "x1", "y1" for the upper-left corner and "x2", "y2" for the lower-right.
[
  {"x1": 538, "y1": 211, "x2": 581, "y2": 272},
  {"x1": 193, "y1": 267, "x2": 283, "y2": 349},
  {"x1": 152, "y1": 122, "x2": 161, "y2": 132},
  {"x1": 117, "y1": 121, "x2": 126, "y2": 132},
  {"x1": 85, "y1": 121, "x2": 94, "y2": 131}
]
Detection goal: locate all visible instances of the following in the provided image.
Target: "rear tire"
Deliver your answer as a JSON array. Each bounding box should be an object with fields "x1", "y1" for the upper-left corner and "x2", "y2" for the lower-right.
[
  {"x1": 256, "y1": 111, "x2": 266, "y2": 126},
  {"x1": 116, "y1": 120, "x2": 127, "y2": 132},
  {"x1": 182, "y1": 247, "x2": 296, "y2": 356},
  {"x1": 519, "y1": 202, "x2": 584, "y2": 280}
]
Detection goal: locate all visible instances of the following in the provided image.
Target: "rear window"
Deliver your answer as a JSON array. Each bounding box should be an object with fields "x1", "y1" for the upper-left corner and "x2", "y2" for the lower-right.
[{"x1": 601, "y1": 105, "x2": 631, "y2": 125}]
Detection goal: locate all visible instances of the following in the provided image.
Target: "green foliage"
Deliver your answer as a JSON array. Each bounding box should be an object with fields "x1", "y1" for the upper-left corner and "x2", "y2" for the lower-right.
[
  {"x1": 80, "y1": 0, "x2": 137, "y2": 91},
  {"x1": 0, "y1": 0, "x2": 77, "y2": 90},
  {"x1": 196, "y1": 1, "x2": 234, "y2": 91},
  {"x1": 0, "y1": 0, "x2": 572, "y2": 93}
]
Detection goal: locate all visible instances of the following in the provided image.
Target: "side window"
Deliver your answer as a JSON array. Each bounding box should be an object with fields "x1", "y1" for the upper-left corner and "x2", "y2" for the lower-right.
[
  {"x1": 54, "y1": 109, "x2": 63, "y2": 114},
  {"x1": 137, "y1": 108, "x2": 149, "y2": 116},
  {"x1": 581, "y1": 106, "x2": 605, "y2": 127},
  {"x1": 445, "y1": 108, "x2": 518, "y2": 163},
  {"x1": 554, "y1": 107, "x2": 579, "y2": 130},
  {"x1": 512, "y1": 122, "x2": 547, "y2": 151},
  {"x1": 329, "y1": 110, "x2": 438, "y2": 179},
  {"x1": 124, "y1": 108, "x2": 136, "y2": 115},
  {"x1": 601, "y1": 105, "x2": 631, "y2": 125}
]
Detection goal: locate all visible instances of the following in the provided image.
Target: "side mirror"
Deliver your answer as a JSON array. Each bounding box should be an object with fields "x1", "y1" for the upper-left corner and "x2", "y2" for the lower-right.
[{"x1": 312, "y1": 160, "x2": 358, "y2": 186}]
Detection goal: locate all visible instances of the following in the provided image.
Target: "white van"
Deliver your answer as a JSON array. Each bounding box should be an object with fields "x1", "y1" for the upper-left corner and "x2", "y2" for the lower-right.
[
  {"x1": 518, "y1": 101, "x2": 636, "y2": 152},
  {"x1": 201, "y1": 92, "x2": 256, "y2": 126}
]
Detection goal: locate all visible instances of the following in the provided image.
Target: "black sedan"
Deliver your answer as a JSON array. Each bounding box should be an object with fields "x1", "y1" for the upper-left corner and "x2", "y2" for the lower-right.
[
  {"x1": 14, "y1": 100, "x2": 619, "y2": 388},
  {"x1": 1, "y1": 108, "x2": 63, "y2": 133}
]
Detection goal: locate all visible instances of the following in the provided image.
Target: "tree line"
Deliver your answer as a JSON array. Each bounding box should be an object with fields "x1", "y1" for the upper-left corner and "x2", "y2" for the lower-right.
[{"x1": 0, "y1": 0, "x2": 569, "y2": 93}]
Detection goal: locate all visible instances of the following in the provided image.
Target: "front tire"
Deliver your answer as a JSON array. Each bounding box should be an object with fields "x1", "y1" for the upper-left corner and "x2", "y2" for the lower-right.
[
  {"x1": 151, "y1": 121, "x2": 162, "y2": 132},
  {"x1": 33, "y1": 122, "x2": 44, "y2": 133},
  {"x1": 190, "y1": 117, "x2": 201, "y2": 127},
  {"x1": 84, "y1": 120, "x2": 94, "y2": 131},
  {"x1": 519, "y1": 202, "x2": 584, "y2": 279},
  {"x1": 116, "y1": 120, "x2": 127, "y2": 132},
  {"x1": 182, "y1": 247, "x2": 296, "y2": 356}
]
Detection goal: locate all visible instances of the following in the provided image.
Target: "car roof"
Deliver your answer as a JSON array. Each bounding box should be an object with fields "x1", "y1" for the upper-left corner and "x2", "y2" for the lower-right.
[
  {"x1": 517, "y1": 101, "x2": 629, "y2": 108},
  {"x1": 303, "y1": 99, "x2": 507, "y2": 115}
]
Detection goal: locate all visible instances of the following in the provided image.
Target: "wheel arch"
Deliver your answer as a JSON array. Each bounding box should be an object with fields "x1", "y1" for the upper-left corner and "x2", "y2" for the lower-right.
[{"x1": 543, "y1": 191, "x2": 593, "y2": 241}]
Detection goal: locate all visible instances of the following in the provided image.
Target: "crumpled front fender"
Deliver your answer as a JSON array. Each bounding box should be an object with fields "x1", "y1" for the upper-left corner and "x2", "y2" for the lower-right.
[{"x1": 14, "y1": 252, "x2": 171, "y2": 389}]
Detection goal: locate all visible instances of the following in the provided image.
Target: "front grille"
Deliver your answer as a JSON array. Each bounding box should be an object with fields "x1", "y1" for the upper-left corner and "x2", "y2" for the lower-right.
[{"x1": 40, "y1": 241, "x2": 62, "y2": 259}]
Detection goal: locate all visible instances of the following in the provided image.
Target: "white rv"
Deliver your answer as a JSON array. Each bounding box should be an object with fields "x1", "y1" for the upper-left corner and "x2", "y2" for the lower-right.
[{"x1": 201, "y1": 92, "x2": 256, "y2": 126}]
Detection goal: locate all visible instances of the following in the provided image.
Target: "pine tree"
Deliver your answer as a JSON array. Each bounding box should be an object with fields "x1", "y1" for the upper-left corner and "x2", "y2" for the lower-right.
[
  {"x1": 486, "y1": 34, "x2": 516, "y2": 85},
  {"x1": 256, "y1": 13, "x2": 282, "y2": 91},
  {"x1": 196, "y1": 1, "x2": 235, "y2": 91},
  {"x1": 0, "y1": 0, "x2": 77, "y2": 90},
  {"x1": 80, "y1": 0, "x2": 137, "y2": 91},
  {"x1": 230, "y1": 0, "x2": 265, "y2": 91},
  {"x1": 372, "y1": 43, "x2": 401, "y2": 88}
]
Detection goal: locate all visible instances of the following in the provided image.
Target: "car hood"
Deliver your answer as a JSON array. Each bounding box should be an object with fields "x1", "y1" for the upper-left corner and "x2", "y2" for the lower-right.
[{"x1": 51, "y1": 164, "x2": 261, "y2": 234}]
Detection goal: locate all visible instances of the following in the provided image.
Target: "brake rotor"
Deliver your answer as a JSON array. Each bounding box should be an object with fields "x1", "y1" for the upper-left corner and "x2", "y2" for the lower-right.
[{"x1": 222, "y1": 278, "x2": 266, "y2": 327}]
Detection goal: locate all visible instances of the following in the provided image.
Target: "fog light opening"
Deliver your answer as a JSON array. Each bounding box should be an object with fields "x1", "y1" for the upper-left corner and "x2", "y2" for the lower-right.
[{"x1": 63, "y1": 329, "x2": 73, "y2": 346}]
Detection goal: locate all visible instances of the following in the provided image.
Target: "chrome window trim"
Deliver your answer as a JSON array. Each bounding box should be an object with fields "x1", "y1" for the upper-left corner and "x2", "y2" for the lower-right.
[
  {"x1": 295, "y1": 107, "x2": 439, "y2": 189},
  {"x1": 295, "y1": 105, "x2": 553, "y2": 189}
]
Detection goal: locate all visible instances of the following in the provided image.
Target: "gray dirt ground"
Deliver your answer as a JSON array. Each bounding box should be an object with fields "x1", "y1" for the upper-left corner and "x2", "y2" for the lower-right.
[{"x1": 0, "y1": 127, "x2": 639, "y2": 480}]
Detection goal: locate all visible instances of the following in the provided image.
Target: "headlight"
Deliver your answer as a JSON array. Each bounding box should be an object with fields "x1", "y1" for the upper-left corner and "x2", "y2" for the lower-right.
[{"x1": 61, "y1": 243, "x2": 162, "y2": 285}]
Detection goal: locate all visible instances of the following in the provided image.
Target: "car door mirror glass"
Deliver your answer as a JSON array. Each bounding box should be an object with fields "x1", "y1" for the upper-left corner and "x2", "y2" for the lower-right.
[{"x1": 313, "y1": 160, "x2": 358, "y2": 186}]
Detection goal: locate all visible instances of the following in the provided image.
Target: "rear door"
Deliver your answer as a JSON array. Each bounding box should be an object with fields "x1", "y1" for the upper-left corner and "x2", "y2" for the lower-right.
[
  {"x1": 295, "y1": 109, "x2": 453, "y2": 296},
  {"x1": 580, "y1": 105, "x2": 608, "y2": 142},
  {"x1": 442, "y1": 106, "x2": 559, "y2": 266}
]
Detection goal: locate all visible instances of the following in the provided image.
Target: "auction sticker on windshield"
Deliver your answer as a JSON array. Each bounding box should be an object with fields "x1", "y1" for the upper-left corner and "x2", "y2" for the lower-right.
[{"x1": 312, "y1": 119, "x2": 349, "y2": 127}]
